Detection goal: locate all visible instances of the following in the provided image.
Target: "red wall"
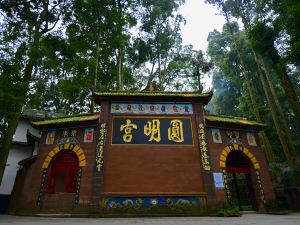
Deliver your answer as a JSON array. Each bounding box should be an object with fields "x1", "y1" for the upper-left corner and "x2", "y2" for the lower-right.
[{"x1": 103, "y1": 114, "x2": 205, "y2": 196}]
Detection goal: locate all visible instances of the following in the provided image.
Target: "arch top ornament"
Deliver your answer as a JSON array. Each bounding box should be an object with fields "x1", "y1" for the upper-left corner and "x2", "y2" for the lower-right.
[
  {"x1": 219, "y1": 144, "x2": 260, "y2": 170},
  {"x1": 42, "y1": 143, "x2": 87, "y2": 169}
]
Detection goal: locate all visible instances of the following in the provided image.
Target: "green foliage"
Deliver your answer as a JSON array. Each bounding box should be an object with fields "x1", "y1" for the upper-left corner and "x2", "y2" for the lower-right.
[
  {"x1": 248, "y1": 22, "x2": 278, "y2": 60},
  {"x1": 216, "y1": 205, "x2": 240, "y2": 217},
  {"x1": 265, "y1": 199, "x2": 289, "y2": 214},
  {"x1": 272, "y1": 0, "x2": 300, "y2": 65},
  {"x1": 206, "y1": 0, "x2": 300, "y2": 165}
]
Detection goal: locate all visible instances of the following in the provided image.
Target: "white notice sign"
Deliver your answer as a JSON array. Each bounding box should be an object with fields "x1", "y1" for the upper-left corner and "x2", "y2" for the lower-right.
[{"x1": 213, "y1": 172, "x2": 224, "y2": 188}]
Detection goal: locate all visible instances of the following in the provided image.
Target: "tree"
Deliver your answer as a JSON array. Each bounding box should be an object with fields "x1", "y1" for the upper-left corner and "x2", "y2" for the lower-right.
[
  {"x1": 0, "y1": 0, "x2": 67, "y2": 184},
  {"x1": 206, "y1": 0, "x2": 300, "y2": 184},
  {"x1": 136, "y1": 0, "x2": 186, "y2": 90}
]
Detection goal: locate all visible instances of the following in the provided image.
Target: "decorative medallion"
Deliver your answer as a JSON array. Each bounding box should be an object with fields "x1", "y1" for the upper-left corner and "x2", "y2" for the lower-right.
[{"x1": 211, "y1": 128, "x2": 222, "y2": 143}]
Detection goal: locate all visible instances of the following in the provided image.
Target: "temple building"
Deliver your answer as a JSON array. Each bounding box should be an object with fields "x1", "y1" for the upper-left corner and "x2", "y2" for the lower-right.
[{"x1": 10, "y1": 91, "x2": 275, "y2": 215}]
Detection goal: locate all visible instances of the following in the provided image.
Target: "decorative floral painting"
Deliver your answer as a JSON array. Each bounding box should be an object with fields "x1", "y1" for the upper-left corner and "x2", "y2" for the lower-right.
[
  {"x1": 45, "y1": 131, "x2": 55, "y2": 144},
  {"x1": 211, "y1": 128, "x2": 222, "y2": 143},
  {"x1": 84, "y1": 128, "x2": 94, "y2": 143},
  {"x1": 246, "y1": 132, "x2": 257, "y2": 146}
]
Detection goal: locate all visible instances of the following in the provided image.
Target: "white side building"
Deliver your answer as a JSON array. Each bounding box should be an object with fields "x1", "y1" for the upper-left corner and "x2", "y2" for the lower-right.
[{"x1": 0, "y1": 110, "x2": 44, "y2": 213}]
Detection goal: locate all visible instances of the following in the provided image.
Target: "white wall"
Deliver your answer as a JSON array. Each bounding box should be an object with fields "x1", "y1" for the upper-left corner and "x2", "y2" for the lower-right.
[
  {"x1": 0, "y1": 118, "x2": 39, "y2": 195},
  {"x1": 13, "y1": 119, "x2": 40, "y2": 143},
  {"x1": 0, "y1": 145, "x2": 33, "y2": 195}
]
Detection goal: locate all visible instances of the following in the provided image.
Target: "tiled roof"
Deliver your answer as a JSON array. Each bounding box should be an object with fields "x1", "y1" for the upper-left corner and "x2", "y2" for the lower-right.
[
  {"x1": 32, "y1": 113, "x2": 99, "y2": 127},
  {"x1": 205, "y1": 114, "x2": 267, "y2": 127},
  {"x1": 94, "y1": 91, "x2": 212, "y2": 98}
]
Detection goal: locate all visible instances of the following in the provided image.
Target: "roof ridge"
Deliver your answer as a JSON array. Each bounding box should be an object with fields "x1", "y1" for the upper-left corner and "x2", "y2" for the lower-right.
[
  {"x1": 44, "y1": 112, "x2": 99, "y2": 121},
  {"x1": 205, "y1": 113, "x2": 249, "y2": 121},
  {"x1": 32, "y1": 113, "x2": 99, "y2": 127}
]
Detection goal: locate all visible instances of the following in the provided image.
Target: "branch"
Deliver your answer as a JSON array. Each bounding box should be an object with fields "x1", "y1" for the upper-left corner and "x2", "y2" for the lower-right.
[
  {"x1": 0, "y1": 1, "x2": 32, "y2": 10},
  {"x1": 40, "y1": 0, "x2": 66, "y2": 34}
]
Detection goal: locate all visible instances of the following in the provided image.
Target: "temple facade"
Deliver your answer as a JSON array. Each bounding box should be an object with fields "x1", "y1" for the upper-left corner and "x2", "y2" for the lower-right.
[{"x1": 10, "y1": 91, "x2": 275, "y2": 215}]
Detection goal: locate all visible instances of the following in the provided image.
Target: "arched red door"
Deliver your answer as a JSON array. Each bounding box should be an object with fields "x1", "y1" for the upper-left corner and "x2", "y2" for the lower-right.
[
  {"x1": 226, "y1": 151, "x2": 257, "y2": 211},
  {"x1": 45, "y1": 151, "x2": 79, "y2": 193}
]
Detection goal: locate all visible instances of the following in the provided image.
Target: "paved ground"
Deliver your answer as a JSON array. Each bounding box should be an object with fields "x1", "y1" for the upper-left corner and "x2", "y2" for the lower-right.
[{"x1": 0, "y1": 213, "x2": 300, "y2": 225}]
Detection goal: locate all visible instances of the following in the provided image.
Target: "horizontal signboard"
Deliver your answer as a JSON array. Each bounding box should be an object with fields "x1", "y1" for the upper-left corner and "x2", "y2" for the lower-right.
[
  {"x1": 111, "y1": 102, "x2": 193, "y2": 115},
  {"x1": 112, "y1": 116, "x2": 193, "y2": 145}
]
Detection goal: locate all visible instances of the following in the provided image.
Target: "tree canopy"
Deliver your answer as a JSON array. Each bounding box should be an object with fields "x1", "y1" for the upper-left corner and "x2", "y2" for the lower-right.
[{"x1": 0, "y1": 0, "x2": 300, "y2": 186}]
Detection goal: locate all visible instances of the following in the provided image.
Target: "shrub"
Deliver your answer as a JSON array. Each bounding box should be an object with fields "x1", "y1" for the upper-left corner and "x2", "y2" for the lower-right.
[
  {"x1": 217, "y1": 205, "x2": 240, "y2": 217},
  {"x1": 265, "y1": 199, "x2": 289, "y2": 214}
]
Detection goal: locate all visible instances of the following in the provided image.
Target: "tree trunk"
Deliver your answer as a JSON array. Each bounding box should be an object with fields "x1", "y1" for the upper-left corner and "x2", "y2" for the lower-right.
[
  {"x1": 258, "y1": 55, "x2": 297, "y2": 158},
  {"x1": 238, "y1": 0, "x2": 300, "y2": 123},
  {"x1": 117, "y1": 47, "x2": 123, "y2": 90},
  {"x1": 157, "y1": 45, "x2": 162, "y2": 91},
  {"x1": 90, "y1": 33, "x2": 100, "y2": 113},
  {"x1": 274, "y1": 61, "x2": 300, "y2": 123},
  {"x1": 253, "y1": 50, "x2": 296, "y2": 167},
  {"x1": 0, "y1": 27, "x2": 41, "y2": 184},
  {"x1": 154, "y1": 23, "x2": 163, "y2": 91},
  {"x1": 221, "y1": 4, "x2": 275, "y2": 162},
  {"x1": 234, "y1": 0, "x2": 297, "y2": 168},
  {"x1": 145, "y1": 61, "x2": 156, "y2": 89}
]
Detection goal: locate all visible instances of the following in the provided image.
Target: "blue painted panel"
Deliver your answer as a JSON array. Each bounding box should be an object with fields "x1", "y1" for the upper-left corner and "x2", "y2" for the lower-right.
[{"x1": 102, "y1": 196, "x2": 206, "y2": 215}]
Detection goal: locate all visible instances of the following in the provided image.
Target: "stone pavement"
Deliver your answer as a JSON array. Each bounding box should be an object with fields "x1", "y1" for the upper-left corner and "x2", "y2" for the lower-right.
[{"x1": 0, "y1": 213, "x2": 300, "y2": 225}]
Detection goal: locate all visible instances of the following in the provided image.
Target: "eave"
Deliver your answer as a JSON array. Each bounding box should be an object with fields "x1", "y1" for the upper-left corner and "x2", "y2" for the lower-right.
[
  {"x1": 31, "y1": 113, "x2": 99, "y2": 130},
  {"x1": 205, "y1": 114, "x2": 267, "y2": 131},
  {"x1": 93, "y1": 91, "x2": 213, "y2": 105}
]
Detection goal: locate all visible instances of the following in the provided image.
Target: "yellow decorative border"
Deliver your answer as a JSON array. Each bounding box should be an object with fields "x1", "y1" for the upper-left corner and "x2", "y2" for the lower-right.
[
  {"x1": 219, "y1": 144, "x2": 260, "y2": 169},
  {"x1": 42, "y1": 143, "x2": 87, "y2": 169}
]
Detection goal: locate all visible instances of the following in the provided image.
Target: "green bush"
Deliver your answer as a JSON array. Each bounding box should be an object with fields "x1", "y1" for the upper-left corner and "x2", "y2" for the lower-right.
[
  {"x1": 217, "y1": 205, "x2": 240, "y2": 217},
  {"x1": 265, "y1": 199, "x2": 289, "y2": 214}
]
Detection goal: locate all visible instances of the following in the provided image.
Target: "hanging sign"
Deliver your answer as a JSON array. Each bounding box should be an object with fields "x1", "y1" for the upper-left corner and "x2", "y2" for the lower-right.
[
  {"x1": 111, "y1": 102, "x2": 193, "y2": 115},
  {"x1": 112, "y1": 116, "x2": 193, "y2": 145}
]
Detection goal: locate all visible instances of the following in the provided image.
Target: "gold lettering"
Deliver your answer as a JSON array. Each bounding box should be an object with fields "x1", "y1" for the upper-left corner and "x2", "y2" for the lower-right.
[
  {"x1": 168, "y1": 120, "x2": 184, "y2": 142},
  {"x1": 71, "y1": 130, "x2": 77, "y2": 137},
  {"x1": 62, "y1": 130, "x2": 68, "y2": 137},
  {"x1": 120, "y1": 119, "x2": 137, "y2": 142},
  {"x1": 144, "y1": 119, "x2": 161, "y2": 142}
]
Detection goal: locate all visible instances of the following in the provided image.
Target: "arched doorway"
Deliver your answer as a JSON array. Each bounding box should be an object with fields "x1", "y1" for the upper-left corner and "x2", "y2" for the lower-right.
[
  {"x1": 37, "y1": 143, "x2": 87, "y2": 206},
  {"x1": 226, "y1": 151, "x2": 257, "y2": 211},
  {"x1": 45, "y1": 151, "x2": 79, "y2": 193}
]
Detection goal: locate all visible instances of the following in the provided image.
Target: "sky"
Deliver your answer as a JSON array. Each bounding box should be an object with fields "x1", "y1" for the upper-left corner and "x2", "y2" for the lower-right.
[
  {"x1": 179, "y1": 0, "x2": 225, "y2": 51},
  {"x1": 179, "y1": 0, "x2": 226, "y2": 89}
]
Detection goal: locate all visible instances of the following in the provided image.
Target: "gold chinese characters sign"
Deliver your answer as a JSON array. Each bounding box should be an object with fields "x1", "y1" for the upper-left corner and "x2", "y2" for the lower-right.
[
  {"x1": 95, "y1": 122, "x2": 108, "y2": 172},
  {"x1": 112, "y1": 116, "x2": 193, "y2": 145},
  {"x1": 198, "y1": 123, "x2": 211, "y2": 171}
]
